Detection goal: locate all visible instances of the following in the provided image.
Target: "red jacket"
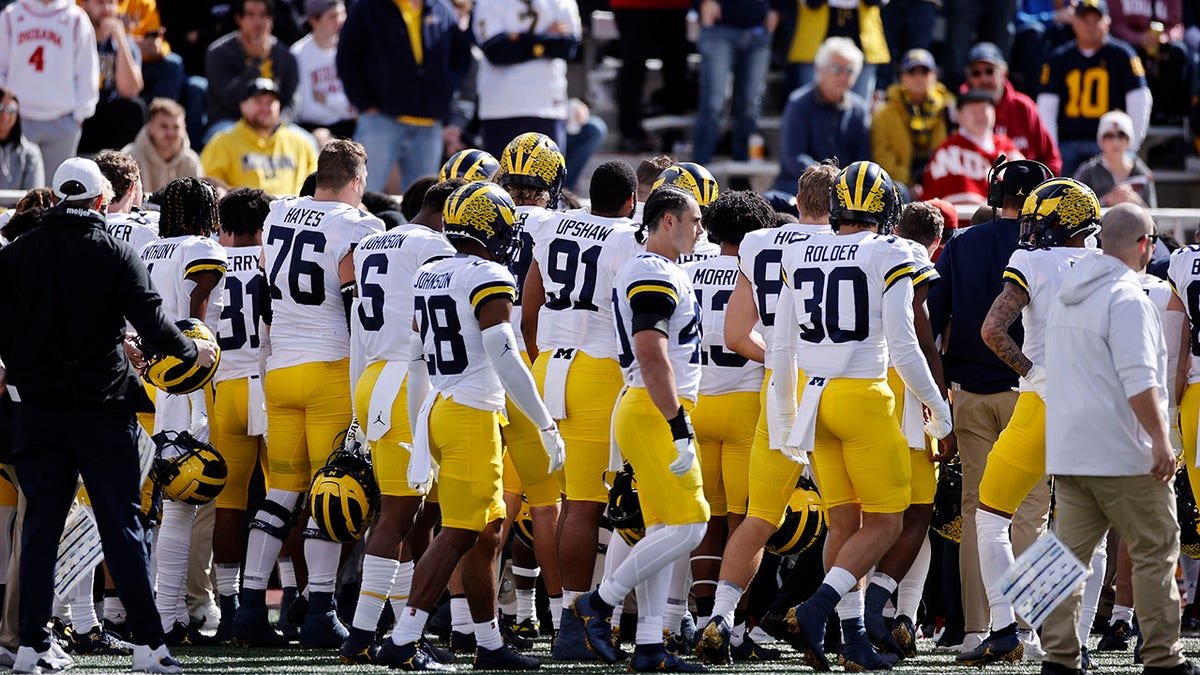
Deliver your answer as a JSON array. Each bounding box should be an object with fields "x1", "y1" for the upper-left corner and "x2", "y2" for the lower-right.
[
  {"x1": 994, "y1": 80, "x2": 1062, "y2": 176},
  {"x1": 922, "y1": 132, "x2": 1019, "y2": 204}
]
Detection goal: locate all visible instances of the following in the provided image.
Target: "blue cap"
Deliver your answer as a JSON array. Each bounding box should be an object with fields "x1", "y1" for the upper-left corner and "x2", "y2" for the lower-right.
[
  {"x1": 901, "y1": 48, "x2": 936, "y2": 73},
  {"x1": 966, "y1": 42, "x2": 1006, "y2": 66},
  {"x1": 1075, "y1": 0, "x2": 1108, "y2": 16}
]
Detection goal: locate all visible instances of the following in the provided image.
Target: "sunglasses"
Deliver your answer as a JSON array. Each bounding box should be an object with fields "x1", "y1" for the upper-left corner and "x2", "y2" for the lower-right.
[
  {"x1": 969, "y1": 67, "x2": 995, "y2": 77},
  {"x1": 0, "y1": 104, "x2": 18, "y2": 114},
  {"x1": 1101, "y1": 132, "x2": 1129, "y2": 141},
  {"x1": 1139, "y1": 233, "x2": 1160, "y2": 244}
]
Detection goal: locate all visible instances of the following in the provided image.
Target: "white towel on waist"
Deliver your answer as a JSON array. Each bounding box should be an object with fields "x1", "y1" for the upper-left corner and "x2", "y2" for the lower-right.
[
  {"x1": 542, "y1": 347, "x2": 577, "y2": 420},
  {"x1": 366, "y1": 361, "x2": 407, "y2": 442},
  {"x1": 247, "y1": 374, "x2": 268, "y2": 437},
  {"x1": 408, "y1": 388, "x2": 441, "y2": 494}
]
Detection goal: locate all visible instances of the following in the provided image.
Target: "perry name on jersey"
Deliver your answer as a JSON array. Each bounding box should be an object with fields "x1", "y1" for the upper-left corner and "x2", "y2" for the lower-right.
[
  {"x1": 413, "y1": 255, "x2": 518, "y2": 412},
  {"x1": 613, "y1": 252, "x2": 702, "y2": 401}
]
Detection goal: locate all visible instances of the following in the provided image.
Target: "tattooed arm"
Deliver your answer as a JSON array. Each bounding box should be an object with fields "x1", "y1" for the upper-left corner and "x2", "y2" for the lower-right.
[{"x1": 981, "y1": 282, "x2": 1032, "y2": 376}]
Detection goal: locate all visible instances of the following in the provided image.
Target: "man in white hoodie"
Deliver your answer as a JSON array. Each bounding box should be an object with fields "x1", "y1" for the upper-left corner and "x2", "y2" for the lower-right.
[
  {"x1": 0, "y1": 0, "x2": 99, "y2": 180},
  {"x1": 1040, "y1": 203, "x2": 1198, "y2": 675}
]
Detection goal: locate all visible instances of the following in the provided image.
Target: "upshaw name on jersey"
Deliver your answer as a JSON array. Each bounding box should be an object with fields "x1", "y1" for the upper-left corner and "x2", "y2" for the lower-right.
[
  {"x1": 241, "y1": 153, "x2": 297, "y2": 180},
  {"x1": 554, "y1": 217, "x2": 622, "y2": 242}
]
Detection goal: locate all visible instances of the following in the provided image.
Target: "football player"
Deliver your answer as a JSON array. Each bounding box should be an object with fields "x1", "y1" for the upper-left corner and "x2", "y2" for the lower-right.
[
  {"x1": 772, "y1": 161, "x2": 952, "y2": 672},
  {"x1": 961, "y1": 178, "x2": 1103, "y2": 666},
  {"x1": 375, "y1": 182, "x2": 563, "y2": 671},
  {"x1": 558, "y1": 186, "x2": 708, "y2": 673},
  {"x1": 339, "y1": 179, "x2": 461, "y2": 664},
  {"x1": 695, "y1": 162, "x2": 836, "y2": 662},
  {"x1": 231, "y1": 140, "x2": 382, "y2": 648},
  {"x1": 96, "y1": 152, "x2": 159, "y2": 253},
  {"x1": 518, "y1": 158, "x2": 640, "y2": 647},
  {"x1": 209, "y1": 187, "x2": 272, "y2": 643},
  {"x1": 682, "y1": 190, "x2": 774, "y2": 662},
  {"x1": 863, "y1": 200, "x2": 954, "y2": 659},
  {"x1": 139, "y1": 178, "x2": 228, "y2": 643},
  {"x1": 653, "y1": 162, "x2": 719, "y2": 264}
]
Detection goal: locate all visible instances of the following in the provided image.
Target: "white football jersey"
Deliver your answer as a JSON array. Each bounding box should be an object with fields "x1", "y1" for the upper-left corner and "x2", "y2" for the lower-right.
[
  {"x1": 1003, "y1": 246, "x2": 1100, "y2": 385},
  {"x1": 677, "y1": 238, "x2": 720, "y2": 265},
  {"x1": 214, "y1": 245, "x2": 264, "y2": 384},
  {"x1": 737, "y1": 222, "x2": 833, "y2": 348},
  {"x1": 1167, "y1": 245, "x2": 1200, "y2": 383},
  {"x1": 262, "y1": 196, "x2": 382, "y2": 371},
  {"x1": 779, "y1": 231, "x2": 916, "y2": 379},
  {"x1": 525, "y1": 208, "x2": 640, "y2": 359},
  {"x1": 613, "y1": 252, "x2": 702, "y2": 401},
  {"x1": 510, "y1": 205, "x2": 555, "y2": 348},
  {"x1": 106, "y1": 210, "x2": 160, "y2": 256},
  {"x1": 140, "y1": 234, "x2": 227, "y2": 328},
  {"x1": 905, "y1": 238, "x2": 939, "y2": 290},
  {"x1": 413, "y1": 254, "x2": 517, "y2": 411},
  {"x1": 354, "y1": 224, "x2": 456, "y2": 365},
  {"x1": 685, "y1": 254, "x2": 765, "y2": 396}
]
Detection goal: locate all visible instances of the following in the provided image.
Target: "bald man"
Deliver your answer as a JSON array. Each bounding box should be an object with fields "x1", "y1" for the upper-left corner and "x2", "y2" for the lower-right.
[{"x1": 1039, "y1": 203, "x2": 1197, "y2": 675}]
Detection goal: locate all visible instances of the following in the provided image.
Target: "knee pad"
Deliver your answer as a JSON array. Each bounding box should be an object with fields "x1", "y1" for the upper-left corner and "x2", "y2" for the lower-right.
[{"x1": 248, "y1": 490, "x2": 304, "y2": 540}]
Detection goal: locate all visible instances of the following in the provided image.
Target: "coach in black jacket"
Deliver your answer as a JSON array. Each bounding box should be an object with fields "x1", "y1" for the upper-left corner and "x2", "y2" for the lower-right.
[{"x1": 0, "y1": 158, "x2": 216, "y2": 672}]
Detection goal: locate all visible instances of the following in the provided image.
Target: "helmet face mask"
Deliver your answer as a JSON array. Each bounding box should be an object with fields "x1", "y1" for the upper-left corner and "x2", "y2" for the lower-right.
[
  {"x1": 442, "y1": 182, "x2": 521, "y2": 266},
  {"x1": 150, "y1": 430, "x2": 227, "y2": 505},
  {"x1": 1017, "y1": 178, "x2": 1101, "y2": 249},
  {"x1": 828, "y1": 161, "x2": 899, "y2": 234},
  {"x1": 499, "y1": 133, "x2": 566, "y2": 208}
]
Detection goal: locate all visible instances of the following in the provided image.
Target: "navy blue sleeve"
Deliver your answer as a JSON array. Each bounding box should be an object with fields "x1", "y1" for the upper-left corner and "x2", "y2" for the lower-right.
[
  {"x1": 927, "y1": 238, "x2": 953, "y2": 342},
  {"x1": 479, "y1": 33, "x2": 579, "y2": 64},
  {"x1": 336, "y1": 4, "x2": 375, "y2": 112}
]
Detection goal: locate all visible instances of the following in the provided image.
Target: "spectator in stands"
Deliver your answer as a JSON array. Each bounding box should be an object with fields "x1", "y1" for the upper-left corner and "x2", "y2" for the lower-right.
[
  {"x1": 1037, "y1": 0, "x2": 1151, "y2": 175},
  {"x1": 79, "y1": 0, "x2": 146, "y2": 155},
  {"x1": 1075, "y1": 109, "x2": 1157, "y2": 208},
  {"x1": 774, "y1": 37, "x2": 870, "y2": 193},
  {"x1": 922, "y1": 88, "x2": 1019, "y2": 205},
  {"x1": 1109, "y1": 0, "x2": 1190, "y2": 124},
  {"x1": 872, "y1": 48, "x2": 951, "y2": 198},
  {"x1": 941, "y1": 0, "x2": 1017, "y2": 92},
  {"x1": 122, "y1": 97, "x2": 202, "y2": 193},
  {"x1": 292, "y1": 0, "x2": 355, "y2": 143},
  {"x1": 691, "y1": 0, "x2": 779, "y2": 165},
  {"x1": 1011, "y1": 0, "x2": 1075, "y2": 95},
  {"x1": 0, "y1": 0, "x2": 98, "y2": 180},
  {"x1": 205, "y1": 0, "x2": 300, "y2": 140},
  {"x1": 610, "y1": 0, "x2": 689, "y2": 153},
  {"x1": 879, "y1": 0, "x2": 937, "y2": 90},
  {"x1": 786, "y1": 0, "x2": 889, "y2": 100},
  {"x1": 116, "y1": 0, "x2": 187, "y2": 104},
  {"x1": 964, "y1": 41, "x2": 1063, "y2": 176},
  {"x1": 338, "y1": 0, "x2": 472, "y2": 192},
  {"x1": 0, "y1": 90, "x2": 43, "y2": 190},
  {"x1": 563, "y1": 98, "x2": 608, "y2": 193},
  {"x1": 473, "y1": 0, "x2": 581, "y2": 157},
  {"x1": 200, "y1": 77, "x2": 316, "y2": 195}
]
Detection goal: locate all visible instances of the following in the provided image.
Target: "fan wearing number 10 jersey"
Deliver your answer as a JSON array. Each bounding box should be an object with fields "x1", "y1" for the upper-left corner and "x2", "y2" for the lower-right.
[
  {"x1": 772, "y1": 161, "x2": 952, "y2": 672},
  {"x1": 232, "y1": 140, "x2": 383, "y2": 649}
]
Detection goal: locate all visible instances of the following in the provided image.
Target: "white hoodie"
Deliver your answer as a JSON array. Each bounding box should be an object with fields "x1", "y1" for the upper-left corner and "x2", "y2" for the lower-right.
[
  {"x1": 0, "y1": 0, "x2": 98, "y2": 122},
  {"x1": 1045, "y1": 253, "x2": 1167, "y2": 477}
]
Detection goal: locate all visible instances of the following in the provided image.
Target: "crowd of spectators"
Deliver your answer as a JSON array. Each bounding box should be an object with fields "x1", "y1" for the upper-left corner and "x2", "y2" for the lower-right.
[{"x1": 0, "y1": 0, "x2": 1189, "y2": 211}]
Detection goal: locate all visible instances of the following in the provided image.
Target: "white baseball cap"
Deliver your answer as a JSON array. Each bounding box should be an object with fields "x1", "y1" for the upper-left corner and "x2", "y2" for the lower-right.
[
  {"x1": 52, "y1": 157, "x2": 105, "y2": 202},
  {"x1": 1097, "y1": 110, "x2": 1135, "y2": 147}
]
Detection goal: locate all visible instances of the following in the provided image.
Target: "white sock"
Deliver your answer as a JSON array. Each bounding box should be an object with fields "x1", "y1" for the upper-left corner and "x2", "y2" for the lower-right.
[
  {"x1": 68, "y1": 567, "x2": 99, "y2": 633},
  {"x1": 155, "y1": 500, "x2": 197, "y2": 630},
  {"x1": 869, "y1": 572, "x2": 898, "y2": 596},
  {"x1": 1111, "y1": 605, "x2": 1134, "y2": 626},
  {"x1": 976, "y1": 510, "x2": 1017, "y2": 629},
  {"x1": 303, "y1": 518, "x2": 341, "y2": 594},
  {"x1": 475, "y1": 618, "x2": 502, "y2": 650},
  {"x1": 53, "y1": 594, "x2": 68, "y2": 622},
  {"x1": 897, "y1": 536, "x2": 931, "y2": 620},
  {"x1": 512, "y1": 565, "x2": 539, "y2": 623},
  {"x1": 352, "y1": 555, "x2": 400, "y2": 632},
  {"x1": 450, "y1": 597, "x2": 471, "y2": 633},
  {"x1": 562, "y1": 589, "x2": 582, "y2": 612},
  {"x1": 597, "y1": 522, "x2": 706, "y2": 608},
  {"x1": 1078, "y1": 538, "x2": 1108, "y2": 647},
  {"x1": 634, "y1": 556, "x2": 671, "y2": 646},
  {"x1": 836, "y1": 589, "x2": 865, "y2": 620},
  {"x1": 730, "y1": 621, "x2": 747, "y2": 647},
  {"x1": 825, "y1": 567, "x2": 859, "y2": 598},
  {"x1": 711, "y1": 580, "x2": 743, "y2": 627},
  {"x1": 390, "y1": 561, "x2": 414, "y2": 619},
  {"x1": 215, "y1": 563, "x2": 241, "y2": 599},
  {"x1": 548, "y1": 595, "x2": 563, "y2": 631},
  {"x1": 277, "y1": 557, "x2": 297, "y2": 589},
  {"x1": 390, "y1": 607, "x2": 428, "y2": 646},
  {"x1": 242, "y1": 490, "x2": 301, "y2": 591},
  {"x1": 103, "y1": 596, "x2": 126, "y2": 623},
  {"x1": 662, "y1": 554, "x2": 691, "y2": 634}
]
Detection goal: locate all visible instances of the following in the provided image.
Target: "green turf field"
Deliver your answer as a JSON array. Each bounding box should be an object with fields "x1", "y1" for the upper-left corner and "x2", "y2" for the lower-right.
[{"x1": 55, "y1": 636, "x2": 1198, "y2": 673}]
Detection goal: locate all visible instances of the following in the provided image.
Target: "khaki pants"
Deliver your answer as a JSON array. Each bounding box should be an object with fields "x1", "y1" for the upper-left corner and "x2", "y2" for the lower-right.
[
  {"x1": 955, "y1": 388, "x2": 1052, "y2": 633},
  {"x1": 1042, "y1": 475, "x2": 1184, "y2": 669},
  {"x1": 186, "y1": 501, "x2": 216, "y2": 614},
  {"x1": 0, "y1": 468, "x2": 22, "y2": 649}
]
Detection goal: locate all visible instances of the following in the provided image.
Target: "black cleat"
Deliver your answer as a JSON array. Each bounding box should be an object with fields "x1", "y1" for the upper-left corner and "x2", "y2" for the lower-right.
[
  {"x1": 339, "y1": 633, "x2": 378, "y2": 664},
  {"x1": 450, "y1": 630, "x2": 475, "y2": 654},
  {"x1": 664, "y1": 630, "x2": 689, "y2": 657},
  {"x1": 230, "y1": 606, "x2": 287, "y2": 647},
  {"x1": 730, "y1": 634, "x2": 780, "y2": 662},
  {"x1": 891, "y1": 615, "x2": 918, "y2": 658},
  {"x1": 628, "y1": 646, "x2": 707, "y2": 672},
  {"x1": 376, "y1": 639, "x2": 454, "y2": 671},
  {"x1": 783, "y1": 604, "x2": 831, "y2": 672},
  {"x1": 1096, "y1": 620, "x2": 1131, "y2": 651},
  {"x1": 474, "y1": 643, "x2": 541, "y2": 670},
  {"x1": 955, "y1": 623, "x2": 1023, "y2": 666},
  {"x1": 693, "y1": 616, "x2": 731, "y2": 665},
  {"x1": 421, "y1": 635, "x2": 455, "y2": 664}
]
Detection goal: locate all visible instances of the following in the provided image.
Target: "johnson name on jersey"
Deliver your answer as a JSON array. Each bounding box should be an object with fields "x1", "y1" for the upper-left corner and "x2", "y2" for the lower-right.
[
  {"x1": 413, "y1": 255, "x2": 518, "y2": 411},
  {"x1": 524, "y1": 208, "x2": 640, "y2": 359},
  {"x1": 613, "y1": 252, "x2": 702, "y2": 401},
  {"x1": 685, "y1": 254, "x2": 764, "y2": 396},
  {"x1": 737, "y1": 222, "x2": 834, "y2": 346},
  {"x1": 1002, "y1": 246, "x2": 1100, "y2": 374},
  {"x1": 140, "y1": 234, "x2": 228, "y2": 327},
  {"x1": 215, "y1": 245, "x2": 264, "y2": 384},
  {"x1": 354, "y1": 224, "x2": 455, "y2": 365},
  {"x1": 262, "y1": 196, "x2": 382, "y2": 370}
]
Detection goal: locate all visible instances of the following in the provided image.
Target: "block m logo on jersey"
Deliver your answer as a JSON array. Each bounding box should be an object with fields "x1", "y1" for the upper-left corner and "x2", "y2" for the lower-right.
[
  {"x1": 808, "y1": 376, "x2": 826, "y2": 387},
  {"x1": 553, "y1": 348, "x2": 575, "y2": 360}
]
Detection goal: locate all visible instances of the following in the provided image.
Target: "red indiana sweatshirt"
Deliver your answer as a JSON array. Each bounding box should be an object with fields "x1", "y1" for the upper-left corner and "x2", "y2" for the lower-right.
[{"x1": 922, "y1": 132, "x2": 1019, "y2": 205}]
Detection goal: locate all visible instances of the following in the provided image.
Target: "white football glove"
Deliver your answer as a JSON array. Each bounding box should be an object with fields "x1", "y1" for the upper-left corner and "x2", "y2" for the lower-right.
[
  {"x1": 924, "y1": 401, "x2": 953, "y2": 440},
  {"x1": 1022, "y1": 364, "x2": 1048, "y2": 400},
  {"x1": 667, "y1": 407, "x2": 697, "y2": 476},
  {"x1": 540, "y1": 423, "x2": 566, "y2": 473}
]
